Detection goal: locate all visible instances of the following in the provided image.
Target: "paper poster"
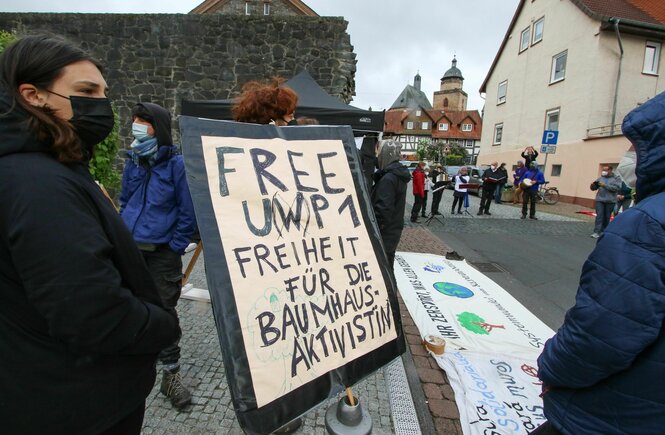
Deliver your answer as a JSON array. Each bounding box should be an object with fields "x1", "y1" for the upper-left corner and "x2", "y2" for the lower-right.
[{"x1": 180, "y1": 118, "x2": 404, "y2": 433}]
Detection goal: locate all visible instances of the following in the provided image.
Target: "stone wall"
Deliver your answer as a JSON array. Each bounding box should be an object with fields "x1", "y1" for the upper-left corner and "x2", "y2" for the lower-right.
[{"x1": 0, "y1": 13, "x2": 356, "y2": 146}]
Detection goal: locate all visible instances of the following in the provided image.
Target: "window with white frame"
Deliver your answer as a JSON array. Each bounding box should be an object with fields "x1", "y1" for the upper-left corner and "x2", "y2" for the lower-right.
[
  {"x1": 264, "y1": 3, "x2": 271, "y2": 15},
  {"x1": 438, "y1": 122, "x2": 449, "y2": 131},
  {"x1": 415, "y1": 110, "x2": 422, "y2": 116},
  {"x1": 520, "y1": 27, "x2": 530, "y2": 52},
  {"x1": 462, "y1": 123, "x2": 473, "y2": 131},
  {"x1": 245, "y1": 1, "x2": 251, "y2": 15},
  {"x1": 493, "y1": 123, "x2": 503, "y2": 145},
  {"x1": 643, "y1": 41, "x2": 661, "y2": 75},
  {"x1": 466, "y1": 139, "x2": 474, "y2": 147},
  {"x1": 497, "y1": 80, "x2": 507, "y2": 104},
  {"x1": 550, "y1": 50, "x2": 567, "y2": 83},
  {"x1": 532, "y1": 17, "x2": 544, "y2": 44},
  {"x1": 546, "y1": 108, "x2": 560, "y2": 131},
  {"x1": 421, "y1": 121, "x2": 429, "y2": 130},
  {"x1": 406, "y1": 121, "x2": 414, "y2": 130}
]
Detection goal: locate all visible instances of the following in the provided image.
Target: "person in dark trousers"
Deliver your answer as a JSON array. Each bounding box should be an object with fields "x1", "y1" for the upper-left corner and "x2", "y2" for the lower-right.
[
  {"x1": 519, "y1": 161, "x2": 545, "y2": 219},
  {"x1": 533, "y1": 89, "x2": 665, "y2": 435},
  {"x1": 0, "y1": 35, "x2": 180, "y2": 435},
  {"x1": 614, "y1": 179, "x2": 633, "y2": 215},
  {"x1": 120, "y1": 102, "x2": 196, "y2": 410},
  {"x1": 429, "y1": 163, "x2": 446, "y2": 215},
  {"x1": 522, "y1": 146, "x2": 539, "y2": 167},
  {"x1": 494, "y1": 162, "x2": 508, "y2": 203},
  {"x1": 410, "y1": 161, "x2": 426, "y2": 222},
  {"x1": 371, "y1": 140, "x2": 410, "y2": 270},
  {"x1": 589, "y1": 165, "x2": 621, "y2": 238},
  {"x1": 451, "y1": 167, "x2": 470, "y2": 214},
  {"x1": 478, "y1": 161, "x2": 501, "y2": 215}
]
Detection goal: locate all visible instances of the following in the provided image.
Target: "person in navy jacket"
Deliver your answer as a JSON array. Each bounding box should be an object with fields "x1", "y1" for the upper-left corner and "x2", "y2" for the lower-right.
[
  {"x1": 120, "y1": 102, "x2": 196, "y2": 410},
  {"x1": 534, "y1": 90, "x2": 665, "y2": 434}
]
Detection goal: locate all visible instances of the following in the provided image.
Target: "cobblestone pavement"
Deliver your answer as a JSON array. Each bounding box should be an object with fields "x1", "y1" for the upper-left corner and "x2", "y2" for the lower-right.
[
  {"x1": 142, "y1": 253, "x2": 396, "y2": 435},
  {"x1": 407, "y1": 191, "x2": 595, "y2": 235}
]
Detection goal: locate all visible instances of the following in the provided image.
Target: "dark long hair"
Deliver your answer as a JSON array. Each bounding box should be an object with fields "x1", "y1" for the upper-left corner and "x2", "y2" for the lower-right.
[
  {"x1": 232, "y1": 77, "x2": 298, "y2": 125},
  {"x1": 0, "y1": 35, "x2": 103, "y2": 161}
]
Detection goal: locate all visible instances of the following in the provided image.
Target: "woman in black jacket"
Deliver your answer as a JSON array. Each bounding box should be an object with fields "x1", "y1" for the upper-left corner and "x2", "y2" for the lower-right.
[
  {"x1": 0, "y1": 36, "x2": 179, "y2": 435},
  {"x1": 371, "y1": 140, "x2": 411, "y2": 270}
]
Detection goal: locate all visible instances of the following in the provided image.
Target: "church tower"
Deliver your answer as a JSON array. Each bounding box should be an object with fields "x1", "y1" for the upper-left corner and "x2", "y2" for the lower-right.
[{"x1": 433, "y1": 56, "x2": 468, "y2": 111}]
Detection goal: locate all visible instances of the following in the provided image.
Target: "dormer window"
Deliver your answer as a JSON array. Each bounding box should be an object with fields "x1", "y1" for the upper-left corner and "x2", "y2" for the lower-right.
[
  {"x1": 438, "y1": 123, "x2": 449, "y2": 131},
  {"x1": 461, "y1": 123, "x2": 473, "y2": 132}
]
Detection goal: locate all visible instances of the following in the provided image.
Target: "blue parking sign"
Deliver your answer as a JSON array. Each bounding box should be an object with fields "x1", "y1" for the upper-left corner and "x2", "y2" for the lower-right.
[{"x1": 542, "y1": 130, "x2": 558, "y2": 144}]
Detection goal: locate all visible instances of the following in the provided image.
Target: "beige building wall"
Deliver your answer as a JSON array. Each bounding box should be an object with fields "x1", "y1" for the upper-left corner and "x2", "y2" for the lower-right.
[{"x1": 478, "y1": 0, "x2": 665, "y2": 204}]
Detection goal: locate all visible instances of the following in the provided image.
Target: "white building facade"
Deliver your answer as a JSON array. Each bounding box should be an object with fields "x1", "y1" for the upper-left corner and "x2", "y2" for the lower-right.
[{"x1": 478, "y1": 0, "x2": 665, "y2": 206}]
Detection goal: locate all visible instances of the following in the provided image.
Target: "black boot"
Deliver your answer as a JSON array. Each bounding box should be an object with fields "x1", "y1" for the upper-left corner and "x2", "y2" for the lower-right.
[{"x1": 160, "y1": 367, "x2": 192, "y2": 410}]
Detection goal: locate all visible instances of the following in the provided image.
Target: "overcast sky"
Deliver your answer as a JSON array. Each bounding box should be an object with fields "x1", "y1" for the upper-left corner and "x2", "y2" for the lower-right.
[{"x1": 0, "y1": 0, "x2": 520, "y2": 112}]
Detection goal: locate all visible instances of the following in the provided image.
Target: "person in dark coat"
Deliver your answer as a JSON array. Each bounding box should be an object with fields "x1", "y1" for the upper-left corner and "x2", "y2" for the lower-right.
[
  {"x1": 518, "y1": 161, "x2": 545, "y2": 219},
  {"x1": 522, "y1": 145, "x2": 539, "y2": 167},
  {"x1": 478, "y1": 161, "x2": 501, "y2": 215},
  {"x1": 429, "y1": 163, "x2": 446, "y2": 215},
  {"x1": 371, "y1": 140, "x2": 411, "y2": 270},
  {"x1": 534, "y1": 90, "x2": 665, "y2": 435},
  {"x1": 0, "y1": 36, "x2": 179, "y2": 435},
  {"x1": 493, "y1": 162, "x2": 508, "y2": 203},
  {"x1": 120, "y1": 102, "x2": 197, "y2": 410}
]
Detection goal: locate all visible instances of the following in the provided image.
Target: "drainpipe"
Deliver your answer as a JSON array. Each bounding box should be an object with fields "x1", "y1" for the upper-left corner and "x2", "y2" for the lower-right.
[{"x1": 610, "y1": 17, "x2": 624, "y2": 136}]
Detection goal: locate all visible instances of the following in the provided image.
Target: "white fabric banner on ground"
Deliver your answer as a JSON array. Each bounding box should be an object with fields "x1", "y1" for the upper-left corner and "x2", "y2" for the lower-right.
[
  {"x1": 395, "y1": 251, "x2": 555, "y2": 434},
  {"x1": 438, "y1": 350, "x2": 546, "y2": 434},
  {"x1": 394, "y1": 252, "x2": 554, "y2": 356}
]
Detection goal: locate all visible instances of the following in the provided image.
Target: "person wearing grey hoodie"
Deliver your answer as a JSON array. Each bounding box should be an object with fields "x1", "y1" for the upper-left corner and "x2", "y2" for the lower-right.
[
  {"x1": 371, "y1": 140, "x2": 411, "y2": 269},
  {"x1": 590, "y1": 165, "x2": 622, "y2": 238}
]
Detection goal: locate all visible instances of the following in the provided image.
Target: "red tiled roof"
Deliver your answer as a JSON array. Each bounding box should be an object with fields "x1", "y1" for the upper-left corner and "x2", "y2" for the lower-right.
[
  {"x1": 190, "y1": 0, "x2": 319, "y2": 16},
  {"x1": 573, "y1": 0, "x2": 664, "y2": 25},
  {"x1": 627, "y1": 0, "x2": 665, "y2": 23},
  {"x1": 384, "y1": 108, "x2": 482, "y2": 140},
  {"x1": 432, "y1": 111, "x2": 482, "y2": 140}
]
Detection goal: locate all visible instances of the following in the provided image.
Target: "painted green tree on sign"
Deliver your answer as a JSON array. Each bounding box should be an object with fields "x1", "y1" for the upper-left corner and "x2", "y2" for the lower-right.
[{"x1": 457, "y1": 312, "x2": 505, "y2": 335}]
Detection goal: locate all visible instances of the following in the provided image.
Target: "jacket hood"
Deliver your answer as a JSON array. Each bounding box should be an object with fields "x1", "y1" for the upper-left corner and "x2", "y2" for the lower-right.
[
  {"x1": 384, "y1": 161, "x2": 411, "y2": 182},
  {"x1": 0, "y1": 84, "x2": 49, "y2": 157},
  {"x1": 622, "y1": 91, "x2": 665, "y2": 202},
  {"x1": 133, "y1": 102, "x2": 172, "y2": 147}
]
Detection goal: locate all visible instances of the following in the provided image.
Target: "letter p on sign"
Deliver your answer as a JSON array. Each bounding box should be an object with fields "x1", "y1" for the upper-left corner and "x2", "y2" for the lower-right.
[{"x1": 542, "y1": 130, "x2": 559, "y2": 145}]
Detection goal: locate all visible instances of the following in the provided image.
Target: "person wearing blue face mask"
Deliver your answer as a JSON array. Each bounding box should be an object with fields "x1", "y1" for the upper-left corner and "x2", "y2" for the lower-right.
[{"x1": 119, "y1": 102, "x2": 197, "y2": 410}]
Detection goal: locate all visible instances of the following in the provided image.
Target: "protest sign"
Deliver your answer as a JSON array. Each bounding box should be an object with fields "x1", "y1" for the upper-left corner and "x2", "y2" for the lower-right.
[
  {"x1": 179, "y1": 117, "x2": 405, "y2": 433},
  {"x1": 394, "y1": 252, "x2": 553, "y2": 356}
]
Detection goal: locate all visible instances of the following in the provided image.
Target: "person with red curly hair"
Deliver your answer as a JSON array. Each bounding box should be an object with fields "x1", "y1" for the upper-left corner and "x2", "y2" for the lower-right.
[{"x1": 232, "y1": 77, "x2": 298, "y2": 126}]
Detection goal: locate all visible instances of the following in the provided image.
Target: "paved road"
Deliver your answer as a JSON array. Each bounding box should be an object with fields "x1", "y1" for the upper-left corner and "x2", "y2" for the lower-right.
[{"x1": 407, "y1": 192, "x2": 598, "y2": 330}]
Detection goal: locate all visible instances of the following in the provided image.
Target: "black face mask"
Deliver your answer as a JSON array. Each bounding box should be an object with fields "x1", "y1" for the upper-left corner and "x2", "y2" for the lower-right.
[
  {"x1": 69, "y1": 96, "x2": 114, "y2": 156},
  {"x1": 47, "y1": 91, "x2": 115, "y2": 157}
]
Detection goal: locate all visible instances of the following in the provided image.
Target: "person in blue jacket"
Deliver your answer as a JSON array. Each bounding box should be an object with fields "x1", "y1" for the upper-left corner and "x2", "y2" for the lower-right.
[
  {"x1": 518, "y1": 161, "x2": 545, "y2": 220},
  {"x1": 534, "y1": 90, "x2": 665, "y2": 434},
  {"x1": 120, "y1": 102, "x2": 196, "y2": 410}
]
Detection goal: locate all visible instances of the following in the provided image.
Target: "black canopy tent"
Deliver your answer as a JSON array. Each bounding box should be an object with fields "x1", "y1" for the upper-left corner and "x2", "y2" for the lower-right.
[{"x1": 181, "y1": 70, "x2": 384, "y2": 136}]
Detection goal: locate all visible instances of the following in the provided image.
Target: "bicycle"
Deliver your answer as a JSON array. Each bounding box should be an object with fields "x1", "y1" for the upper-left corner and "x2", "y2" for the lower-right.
[{"x1": 536, "y1": 181, "x2": 560, "y2": 205}]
